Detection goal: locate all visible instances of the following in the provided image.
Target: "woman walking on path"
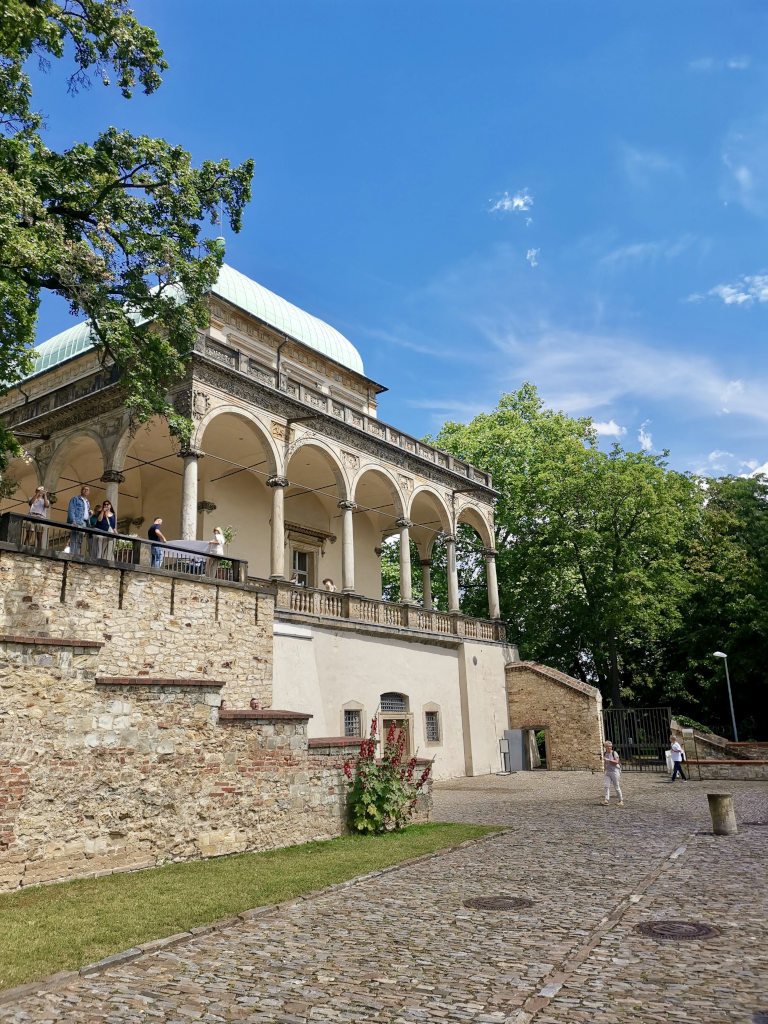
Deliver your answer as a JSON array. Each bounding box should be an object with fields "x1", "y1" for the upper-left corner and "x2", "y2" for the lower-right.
[{"x1": 602, "y1": 741, "x2": 624, "y2": 806}]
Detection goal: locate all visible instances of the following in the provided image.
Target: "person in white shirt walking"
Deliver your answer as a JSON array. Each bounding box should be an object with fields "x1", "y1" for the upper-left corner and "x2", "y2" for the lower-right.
[
  {"x1": 601, "y1": 741, "x2": 624, "y2": 806},
  {"x1": 669, "y1": 735, "x2": 687, "y2": 781}
]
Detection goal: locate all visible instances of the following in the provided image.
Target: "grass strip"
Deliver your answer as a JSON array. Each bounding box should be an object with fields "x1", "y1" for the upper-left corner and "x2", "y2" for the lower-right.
[{"x1": 0, "y1": 823, "x2": 497, "y2": 990}]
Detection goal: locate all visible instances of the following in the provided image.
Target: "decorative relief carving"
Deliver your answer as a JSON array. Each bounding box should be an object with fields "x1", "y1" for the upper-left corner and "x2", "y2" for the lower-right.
[
  {"x1": 193, "y1": 391, "x2": 211, "y2": 419},
  {"x1": 205, "y1": 339, "x2": 238, "y2": 369},
  {"x1": 331, "y1": 403, "x2": 345, "y2": 418},
  {"x1": 270, "y1": 421, "x2": 289, "y2": 441},
  {"x1": 341, "y1": 451, "x2": 359, "y2": 470},
  {"x1": 100, "y1": 469, "x2": 125, "y2": 484},
  {"x1": 398, "y1": 475, "x2": 414, "y2": 493}
]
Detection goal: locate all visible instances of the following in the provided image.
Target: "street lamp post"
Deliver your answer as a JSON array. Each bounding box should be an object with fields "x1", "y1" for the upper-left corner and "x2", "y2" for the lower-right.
[{"x1": 712, "y1": 651, "x2": 739, "y2": 743}]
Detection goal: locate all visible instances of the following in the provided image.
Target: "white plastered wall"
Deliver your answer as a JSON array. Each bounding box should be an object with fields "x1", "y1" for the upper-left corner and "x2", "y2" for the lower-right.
[{"x1": 272, "y1": 622, "x2": 510, "y2": 780}]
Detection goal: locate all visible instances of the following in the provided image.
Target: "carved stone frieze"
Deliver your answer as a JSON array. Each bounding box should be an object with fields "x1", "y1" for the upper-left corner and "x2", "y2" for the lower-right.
[
  {"x1": 270, "y1": 420, "x2": 289, "y2": 441},
  {"x1": 398, "y1": 474, "x2": 414, "y2": 493},
  {"x1": 341, "y1": 450, "x2": 359, "y2": 471},
  {"x1": 192, "y1": 391, "x2": 211, "y2": 419}
]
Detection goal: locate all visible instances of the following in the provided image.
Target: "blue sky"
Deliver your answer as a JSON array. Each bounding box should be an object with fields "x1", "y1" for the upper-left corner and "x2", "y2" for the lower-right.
[{"x1": 31, "y1": 1, "x2": 768, "y2": 477}]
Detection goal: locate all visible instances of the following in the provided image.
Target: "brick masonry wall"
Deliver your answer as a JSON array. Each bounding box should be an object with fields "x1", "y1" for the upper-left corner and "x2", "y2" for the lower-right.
[
  {"x1": 0, "y1": 549, "x2": 273, "y2": 708},
  {"x1": 505, "y1": 662, "x2": 604, "y2": 771},
  {"x1": 0, "y1": 641, "x2": 350, "y2": 891}
]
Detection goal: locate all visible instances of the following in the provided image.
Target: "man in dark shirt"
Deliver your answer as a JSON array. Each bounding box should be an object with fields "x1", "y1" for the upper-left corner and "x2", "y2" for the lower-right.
[{"x1": 148, "y1": 517, "x2": 167, "y2": 568}]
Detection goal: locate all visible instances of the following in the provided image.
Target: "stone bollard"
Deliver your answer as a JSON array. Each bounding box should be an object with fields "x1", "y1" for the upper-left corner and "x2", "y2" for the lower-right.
[{"x1": 707, "y1": 793, "x2": 738, "y2": 835}]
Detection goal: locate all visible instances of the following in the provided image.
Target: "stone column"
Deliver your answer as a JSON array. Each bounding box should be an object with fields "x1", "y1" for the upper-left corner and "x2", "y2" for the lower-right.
[
  {"x1": 100, "y1": 469, "x2": 124, "y2": 515},
  {"x1": 445, "y1": 533, "x2": 460, "y2": 613},
  {"x1": 267, "y1": 475, "x2": 289, "y2": 580},
  {"x1": 484, "y1": 547, "x2": 501, "y2": 619},
  {"x1": 419, "y1": 558, "x2": 433, "y2": 610},
  {"x1": 338, "y1": 500, "x2": 357, "y2": 593},
  {"x1": 179, "y1": 447, "x2": 204, "y2": 540},
  {"x1": 396, "y1": 518, "x2": 414, "y2": 604}
]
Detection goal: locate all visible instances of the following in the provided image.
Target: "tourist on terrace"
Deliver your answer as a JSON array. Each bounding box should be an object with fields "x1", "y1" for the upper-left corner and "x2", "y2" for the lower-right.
[
  {"x1": 26, "y1": 485, "x2": 49, "y2": 547},
  {"x1": 148, "y1": 517, "x2": 168, "y2": 569},
  {"x1": 322, "y1": 578, "x2": 337, "y2": 592},
  {"x1": 207, "y1": 526, "x2": 225, "y2": 576},
  {"x1": 66, "y1": 485, "x2": 91, "y2": 556},
  {"x1": 96, "y1": 499, "x2": 117, "y2": 559}
]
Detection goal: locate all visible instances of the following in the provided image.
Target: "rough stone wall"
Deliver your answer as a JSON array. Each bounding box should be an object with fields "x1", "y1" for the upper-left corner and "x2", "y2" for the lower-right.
[
  {"x1": 687, "y1": 761, "x2": 768, "y2": 781},
  {"x1": 506, "y1": 662, "x2": 603, "y2": 771},
  {"x1": 0, "y1": 549, "x2": 273, "y2": 708},
  {"x1": 0, "y1": 640, "x2": 349, "y2": 892}
]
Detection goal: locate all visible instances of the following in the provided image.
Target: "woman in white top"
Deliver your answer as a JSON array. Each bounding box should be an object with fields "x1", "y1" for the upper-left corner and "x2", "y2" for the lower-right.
[
  {"x1": 207, "y1": 527, "x2": 225, "y2": 576},
  {"x1": 26, "y1": 486, "x2": 50, "y2": 547}
]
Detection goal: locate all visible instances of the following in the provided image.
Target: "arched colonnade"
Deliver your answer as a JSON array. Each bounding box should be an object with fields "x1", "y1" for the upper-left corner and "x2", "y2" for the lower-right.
[{"x1": 5, "y1": 406, "x2": 501, "y2": 618}]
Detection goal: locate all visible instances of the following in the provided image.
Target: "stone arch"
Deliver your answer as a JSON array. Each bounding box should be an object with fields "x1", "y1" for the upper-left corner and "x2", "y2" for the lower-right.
[
  {"x1": 195, "y1": 405, "x2": 279, "y2": 479},
  {"x1": 352, "y1": 465, "x2": 406, "y2": 526},
  {"x1": 43, "y1": 429, "x2": 108, "y2": 492},
  {"x1": 456, "y1": 501, "x2": 494, "y2": 549},
  {"x1": 284, "y1": 437, "x2": 349, "y2": 500},
  {"x1": 407, "y1": 485, "x2": 452, "y2": 557}
]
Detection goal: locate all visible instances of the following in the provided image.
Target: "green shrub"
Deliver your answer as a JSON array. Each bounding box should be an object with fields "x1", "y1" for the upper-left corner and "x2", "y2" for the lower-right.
[
  {"x1": 344, "y1": 718, "x2": 433, "y2": 834},
  {"x1": 674, "y1": 714, "x2": 713, "y2": 734}
]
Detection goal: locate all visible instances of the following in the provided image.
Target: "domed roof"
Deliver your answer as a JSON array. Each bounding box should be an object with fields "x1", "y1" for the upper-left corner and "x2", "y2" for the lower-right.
[{"x1": 26, "y1": 264, "x2": 365, "y2": 379}]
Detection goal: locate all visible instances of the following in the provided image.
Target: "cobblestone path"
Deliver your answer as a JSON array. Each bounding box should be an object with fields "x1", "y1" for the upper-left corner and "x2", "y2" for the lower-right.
[{"x1": 1, "y1": 772, "x2": 766, "y2": 1023}]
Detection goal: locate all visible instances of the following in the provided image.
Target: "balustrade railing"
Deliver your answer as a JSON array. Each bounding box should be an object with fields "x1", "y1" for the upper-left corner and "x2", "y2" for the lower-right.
[
  {"x1": 0, "y1": 512, "x2": 248, "y2": 583},
  {"x1": 275, "y1": 581, "x2": 505, "y2": 641}
]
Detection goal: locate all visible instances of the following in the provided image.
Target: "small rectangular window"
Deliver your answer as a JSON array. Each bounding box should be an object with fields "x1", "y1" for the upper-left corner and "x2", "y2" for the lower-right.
[
  {"x1": 425, "y1": 710, "x2": 440, "y2": 742},
  {"x1": 292, "y1": 550, "x2": 310, "y2": 587},
  {"x1": 344, "y1": 709, "x2": 362, "y2": 737}
]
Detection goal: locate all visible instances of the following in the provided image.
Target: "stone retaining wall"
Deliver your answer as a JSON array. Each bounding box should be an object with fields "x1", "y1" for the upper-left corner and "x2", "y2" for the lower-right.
[
  {"x1": 0, "y1": 639, "x2": 350, "y2": 891},
  {"x1": 687, "y1": 760, "x2": 768, "y2": 781},
  {"x1": 0, "y1": 549, "x2": 273, "y2": 708}
]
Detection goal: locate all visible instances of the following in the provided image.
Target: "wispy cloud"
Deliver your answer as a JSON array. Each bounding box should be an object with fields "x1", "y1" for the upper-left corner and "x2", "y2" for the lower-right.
[
  {"x1": 602, "y1": 236, "x2": 695, "y2": 267},
  {"x1": 691, "y1": 273, "x2": 768, "y2": 305},
  {"x1": 622, "y1": 145, "x2": 683, "y2": 188},
  {"x1": 489, "y1": 189, "x2": 533, "y2": 214},
  {"x1": 638, "y1": 420, "x2": 653, "y2": 452},
  {"x1": 722, "y1": 117, "x2": 768, "y2": 216},
  {"x1": 707, "y1": 449, "x2": 735, "y2": 472},
  {"x1": 594, "y1": 420, "x2": 626, "y2": 438},
  {"x1": 526, "y1": 248, "x2": 540, "y2": 268},
  {"x1": 689, "y1": 56, "x2": 751, "y2": 72}
]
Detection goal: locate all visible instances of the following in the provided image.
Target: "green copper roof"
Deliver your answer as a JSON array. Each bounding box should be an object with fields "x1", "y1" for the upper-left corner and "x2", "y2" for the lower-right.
[
  {"x1": 27, "y1": 263, "x2": 365, "y2": 379},
  {"x1": 214, "y1": 264, "x2": 364, "y2": 375}
]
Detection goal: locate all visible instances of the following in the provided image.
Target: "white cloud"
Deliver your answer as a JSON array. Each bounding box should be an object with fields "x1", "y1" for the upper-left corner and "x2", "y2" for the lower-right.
[
  {"x1": 747, "y1": 461, "x2": 768, "y2": 478},
  {"x1": 622, "y1": 145, "x2": 683, "y2": 188},
  {"x1": 689, "y1": 56, "x2": 751, "y2": 72},
  {"x1": 526, "y1": 248, "x2": 540, "y2": 268},
  {"x1": 722, "y1": 118, "x2": 768, "y2": 216},
  {"x1": 602, "y1": 236, "x2": 694, "y2": 267},
  {"x1": 694, "y1": 274, "x2": 768, "y2": 306},
  {"x1": 707, "y1": 449, "x2": 736, "y2": 472},
  {"x1": 489, "y1": 189, "x2": 533, "y2": 214},
  {"x1": 525, "y1": 217, "x2": 533, "y2": 228},
  {"x1": 638, "y1": 421, "x2": 653, "y2": 452},
  {"x1": 594, "y1": 420, "x2": 627, "y2": 438}
]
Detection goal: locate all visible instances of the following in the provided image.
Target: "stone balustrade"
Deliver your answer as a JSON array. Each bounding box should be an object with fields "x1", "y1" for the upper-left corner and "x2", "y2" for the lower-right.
[{"x1": 273, "y1": 582, "x2": 505, "y2": 642}]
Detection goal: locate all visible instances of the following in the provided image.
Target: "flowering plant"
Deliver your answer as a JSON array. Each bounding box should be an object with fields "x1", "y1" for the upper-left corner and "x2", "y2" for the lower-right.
[{"x1": 343, "y1": 717, "x2": 433, "y2": 834}]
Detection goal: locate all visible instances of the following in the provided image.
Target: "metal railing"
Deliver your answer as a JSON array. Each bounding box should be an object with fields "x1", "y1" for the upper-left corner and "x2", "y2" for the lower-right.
[
  {"x1": 273, "y1": 581, "x2": 506, "y2": 641},
  {"x1": 0, "y1": 512, "x2": 248, "y2": 583}
]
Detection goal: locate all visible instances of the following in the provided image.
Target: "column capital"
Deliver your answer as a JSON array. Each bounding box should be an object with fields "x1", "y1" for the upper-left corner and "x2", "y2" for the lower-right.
[
  {"x1": 482, "y1": 547, "x2": 498, "y2": 559},
  {"x1": 443, "y1": 533, "x2": 457, "y2": 544},
  {"x1": 395, "y1": 517, "x2": 413, "y2": 529},
  {"x1": 419, "y1": 558, "x2": 433, "y2": 568},
  {"x1": 267, "y1": 475, "x2": 289, "y2": 489},
  {"x1": 179, "y1": 445, "x2": 205, "y2": 460},
  {"x1": 338, "y1": 499, "x2": 357, "y2": 511},
  {"x1": 100, "y1": 469, "x2": 125, "y2": 485},
  {"x1": 197, "y1": 500, "x2": 217, "y2": 513}
]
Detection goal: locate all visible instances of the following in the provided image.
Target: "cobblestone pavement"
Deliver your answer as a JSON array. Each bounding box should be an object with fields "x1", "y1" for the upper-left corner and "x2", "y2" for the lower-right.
[{"x1": 1, "y1": 771, "x2": 766, "y2": 1023}]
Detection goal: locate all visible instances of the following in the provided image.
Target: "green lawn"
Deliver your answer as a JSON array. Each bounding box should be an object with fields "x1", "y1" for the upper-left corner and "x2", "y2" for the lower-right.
[{"x1": 0, "y1": 823, "x2": 496, "y2": 991}]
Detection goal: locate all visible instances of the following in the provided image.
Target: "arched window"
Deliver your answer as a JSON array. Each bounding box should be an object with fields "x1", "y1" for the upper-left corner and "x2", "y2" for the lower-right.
[{"x1": 380, "y1": 692, "x2": 408, "y2": 713}]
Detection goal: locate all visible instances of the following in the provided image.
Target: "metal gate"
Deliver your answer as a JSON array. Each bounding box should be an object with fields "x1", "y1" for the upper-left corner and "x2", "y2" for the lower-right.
[{"x1": 602, "y1": 706, "x2": 672, "y2": 773}]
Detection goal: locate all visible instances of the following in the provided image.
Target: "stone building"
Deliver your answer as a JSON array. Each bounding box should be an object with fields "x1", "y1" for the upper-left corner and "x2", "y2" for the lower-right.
[{"x1": 1, "y1": 264, "x2": 513, "y2": 780}]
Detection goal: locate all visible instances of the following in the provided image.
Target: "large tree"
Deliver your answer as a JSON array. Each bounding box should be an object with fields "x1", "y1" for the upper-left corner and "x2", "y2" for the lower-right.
[
  {"x1": 431, "y1": 385, "x2": 701, "y2": 708},
  {"x1": 0, "y1": 0, "x2": 254, "y2": 476}
]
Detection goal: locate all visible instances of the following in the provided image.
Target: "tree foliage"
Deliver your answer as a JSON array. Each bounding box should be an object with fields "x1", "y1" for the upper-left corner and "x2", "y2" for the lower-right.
[
  {"x1": 431, "y1": 385, "x2": 701, "y2": 709},
  {"x1": 0, "y1": 0, "x2": 254, "y2": 474}
]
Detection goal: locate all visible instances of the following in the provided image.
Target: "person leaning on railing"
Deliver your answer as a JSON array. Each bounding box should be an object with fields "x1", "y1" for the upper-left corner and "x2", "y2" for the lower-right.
[{"x1": 66, "y1": 485, "x2": 91, "y2": 556}]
